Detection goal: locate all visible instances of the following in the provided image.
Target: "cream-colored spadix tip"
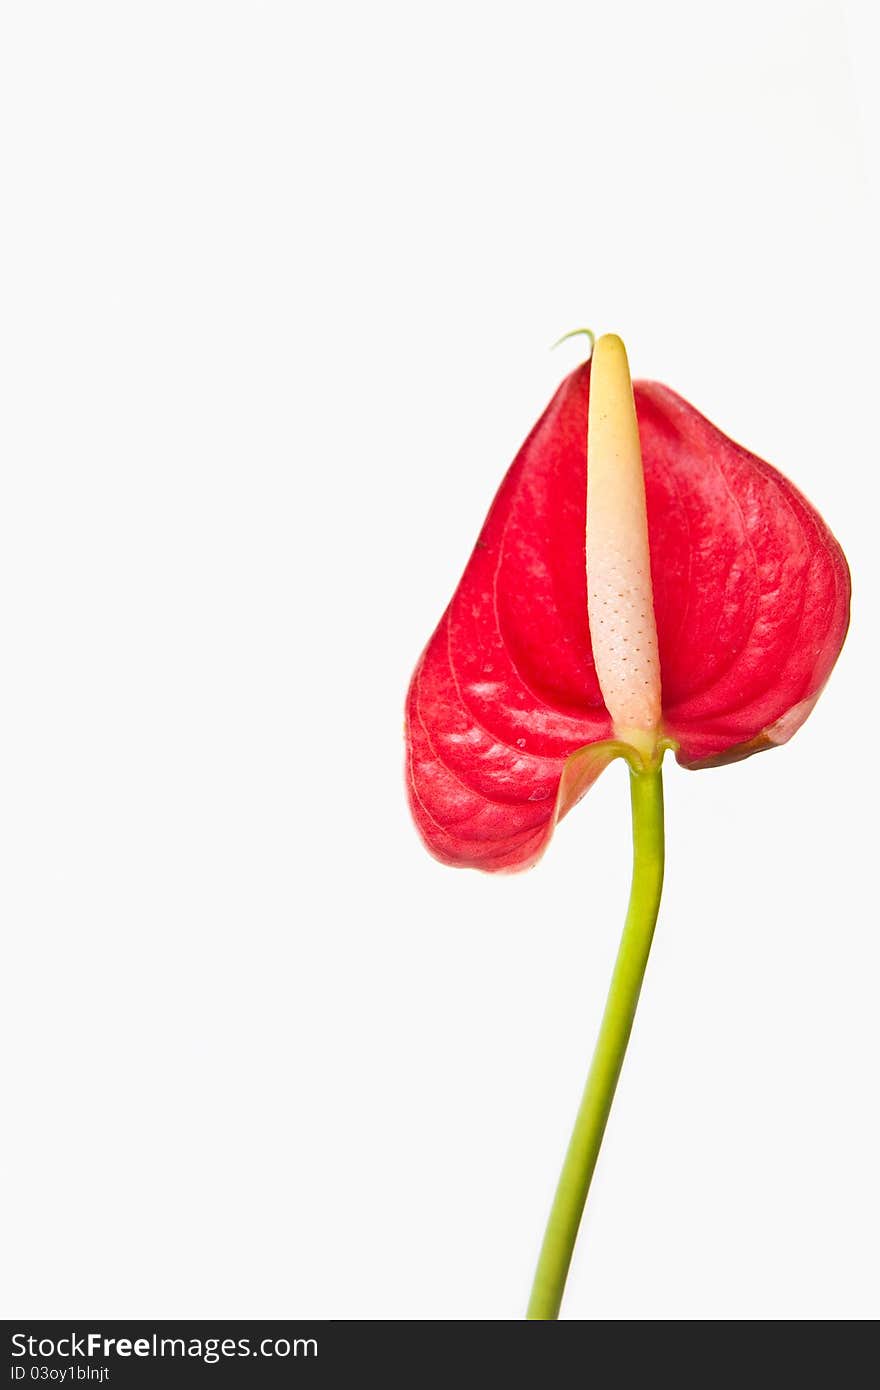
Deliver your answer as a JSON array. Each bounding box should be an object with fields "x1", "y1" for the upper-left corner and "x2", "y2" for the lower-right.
[{"x1": 586, "y1": 334, "x2": 662, "y2": 735}]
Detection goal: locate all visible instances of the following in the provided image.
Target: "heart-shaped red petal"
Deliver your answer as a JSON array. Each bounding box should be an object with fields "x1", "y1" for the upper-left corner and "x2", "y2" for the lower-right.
[{"x1": 406, "y1": 361, "x2": 849, "y2": 870}]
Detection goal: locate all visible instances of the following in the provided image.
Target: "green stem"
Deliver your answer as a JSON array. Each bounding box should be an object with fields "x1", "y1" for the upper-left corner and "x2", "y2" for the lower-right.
[{"x1": 526, "y1": 762, "x2": 665, "y2": 1320}]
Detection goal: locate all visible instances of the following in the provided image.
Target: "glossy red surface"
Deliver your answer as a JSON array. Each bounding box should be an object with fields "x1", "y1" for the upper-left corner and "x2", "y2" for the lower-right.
[{"x1": 406, "y1": 362, "x2": 850, "y2": 870}]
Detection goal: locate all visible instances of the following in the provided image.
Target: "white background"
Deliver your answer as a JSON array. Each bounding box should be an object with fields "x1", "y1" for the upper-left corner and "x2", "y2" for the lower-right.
[{"x1": 1, "y1": 1, "x2": 877, "y2": 1320}]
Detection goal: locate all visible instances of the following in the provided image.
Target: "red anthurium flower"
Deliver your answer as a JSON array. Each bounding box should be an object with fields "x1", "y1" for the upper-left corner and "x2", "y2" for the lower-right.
[
  {"x1": 406, "y1": 337, "x2": 850, "y2": 872},
  {"x1": 405, "y1": 333, "x2": 850, "y2": 1320}
]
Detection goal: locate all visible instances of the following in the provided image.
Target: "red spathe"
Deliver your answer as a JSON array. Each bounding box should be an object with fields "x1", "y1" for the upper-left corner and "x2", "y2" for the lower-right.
[{"x1": 406, "y1": 362, "x2": 850, "y2": 871}]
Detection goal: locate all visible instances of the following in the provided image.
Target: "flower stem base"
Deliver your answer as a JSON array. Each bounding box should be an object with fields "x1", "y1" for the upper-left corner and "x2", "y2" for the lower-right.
[{"x1": 526, "y1": 761, "x2": 666, "y2": 1319}]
